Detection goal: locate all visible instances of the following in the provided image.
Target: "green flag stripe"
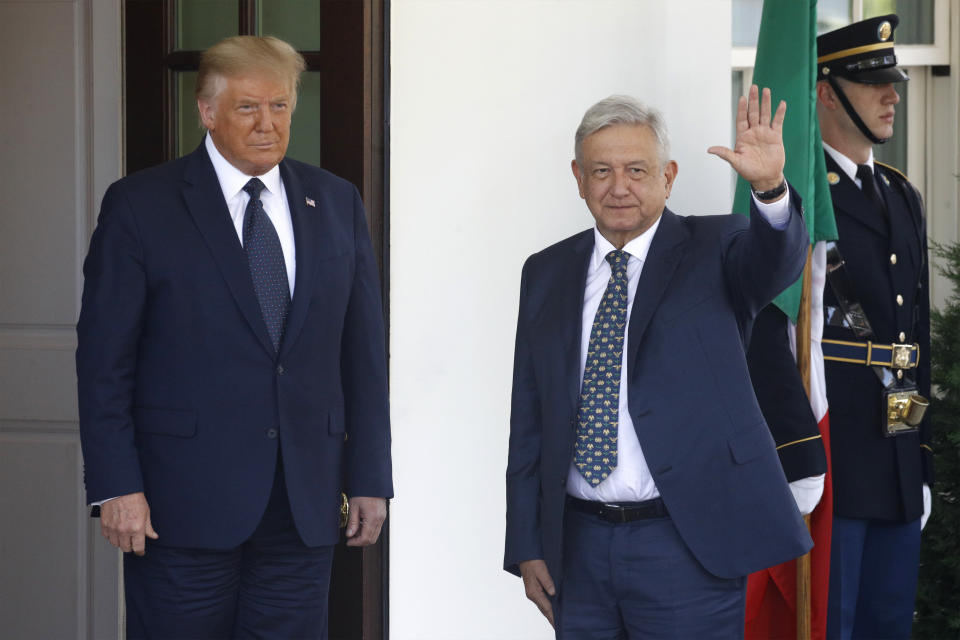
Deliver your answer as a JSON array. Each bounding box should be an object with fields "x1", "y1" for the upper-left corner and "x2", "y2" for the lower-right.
[{"x1": 732, "y1": 0, "x2": 839, "y2": 321}]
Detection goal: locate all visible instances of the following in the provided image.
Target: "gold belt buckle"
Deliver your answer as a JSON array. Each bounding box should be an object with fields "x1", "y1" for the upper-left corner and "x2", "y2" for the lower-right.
[{"x1": 891, "y1": 343, "x2": 915, "y2": 369}]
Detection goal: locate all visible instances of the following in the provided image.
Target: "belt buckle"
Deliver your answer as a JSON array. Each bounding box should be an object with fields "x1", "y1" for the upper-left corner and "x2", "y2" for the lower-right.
[
  {"x1": 891, "y1": 343, "x2": 915, "y2": 369},
  {"x1": 602, "y1": 503, "x2": 628, "y2": 523}
]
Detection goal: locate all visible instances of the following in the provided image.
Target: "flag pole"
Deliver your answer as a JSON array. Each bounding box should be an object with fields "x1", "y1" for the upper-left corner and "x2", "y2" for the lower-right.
[{"x1": 795, "y1": 246, "x2": 814, "y2": 640}]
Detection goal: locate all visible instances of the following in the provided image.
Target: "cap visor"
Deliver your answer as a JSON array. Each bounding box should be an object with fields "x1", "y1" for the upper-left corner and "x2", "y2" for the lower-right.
[{"x1": 852, "y1": 66, "x2": 909, "y2": 84}]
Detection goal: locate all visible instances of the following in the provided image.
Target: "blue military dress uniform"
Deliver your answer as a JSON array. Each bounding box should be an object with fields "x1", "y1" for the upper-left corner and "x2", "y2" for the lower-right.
[
  {"x1": 823, "y1": 154, "x2": 932, "y2": 522},
  {"x1": 822, "y1": 152, "x2": 932, "y2": 639}
]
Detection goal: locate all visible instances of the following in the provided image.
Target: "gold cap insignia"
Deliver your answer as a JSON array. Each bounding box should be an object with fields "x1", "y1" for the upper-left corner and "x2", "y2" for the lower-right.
[
  {"x1": 878, "y1": 21, "x2": 892, "y2": 42},
  {"x1": 827, "y1": 171, "x2": 840, "y2": 185}
]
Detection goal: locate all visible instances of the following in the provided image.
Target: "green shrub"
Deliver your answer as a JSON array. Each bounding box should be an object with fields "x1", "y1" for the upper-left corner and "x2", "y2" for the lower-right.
[{"x1": 914, "y1": 242, "x2": 960, "y2": 638}]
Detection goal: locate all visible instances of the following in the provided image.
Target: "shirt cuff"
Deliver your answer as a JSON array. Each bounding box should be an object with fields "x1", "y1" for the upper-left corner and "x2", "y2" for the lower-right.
[
  {"x1": 751, "y1": 189, "x2": 791, "y2": 230},
  {"x1": 90, "y1": 496, "x2": 120, "y2": 507}
]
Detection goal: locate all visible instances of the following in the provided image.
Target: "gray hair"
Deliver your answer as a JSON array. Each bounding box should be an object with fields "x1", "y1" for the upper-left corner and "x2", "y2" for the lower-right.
[{"x1": 574, "y1": 95, "x2": 671, "y2": 167}]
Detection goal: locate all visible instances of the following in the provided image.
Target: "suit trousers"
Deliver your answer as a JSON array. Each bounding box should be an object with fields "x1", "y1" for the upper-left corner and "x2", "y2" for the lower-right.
[
  {"x1": 554, "y1": 506, "x2": 746, "y2": 639},
  {"x1": 124, "y1": 452, "x2": 335, "y2": 640},
  {"x1": 827, "y1": 516, "x2": 920, "y2": 640}
]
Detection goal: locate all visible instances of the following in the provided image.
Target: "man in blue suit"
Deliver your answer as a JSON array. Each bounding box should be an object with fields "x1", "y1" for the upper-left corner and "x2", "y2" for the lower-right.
[
  {"x1": 77, "y1": 36, "x2": 392, "y2": 639},
  {"x1": 504, "y1": 87, "x2": 812, "y2": 638}
]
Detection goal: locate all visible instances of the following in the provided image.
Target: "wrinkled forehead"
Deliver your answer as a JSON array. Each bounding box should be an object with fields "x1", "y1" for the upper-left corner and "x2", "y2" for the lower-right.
[{"x1": 214, "y1": 69, "x2": 297, "y2": 99}]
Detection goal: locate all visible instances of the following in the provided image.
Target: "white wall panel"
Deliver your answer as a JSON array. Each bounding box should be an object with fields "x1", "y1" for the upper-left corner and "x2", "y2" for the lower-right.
[{"x1": 0, "y1": 1, "x2": 123, "y2": 638}]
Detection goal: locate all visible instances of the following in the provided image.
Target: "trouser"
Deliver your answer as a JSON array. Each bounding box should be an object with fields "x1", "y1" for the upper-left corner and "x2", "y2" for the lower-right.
[
  {"x1": 124, "y1": 454, "x2": 335, "y2": 640},
  {"x1": 827, "y1": 516, "x2": 920, "y2": 640},
  {"x1": 553, "y1": 506, "x2": 746, "y2": 639}
]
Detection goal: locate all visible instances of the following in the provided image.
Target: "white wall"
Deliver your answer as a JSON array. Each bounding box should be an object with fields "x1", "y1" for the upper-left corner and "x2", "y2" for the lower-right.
[{"x1": 389, "y1": 1, "x2": 732, "y2": 638}]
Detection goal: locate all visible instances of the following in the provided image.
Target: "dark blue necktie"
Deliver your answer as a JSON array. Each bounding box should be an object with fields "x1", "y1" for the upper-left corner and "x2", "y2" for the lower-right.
[
  {"x1": 574, "y1": 249, "x2": 629, "y2": 486},
  {"x1": 857, "y1": 164, "x2": 887, "y2": 219},
  {"x1": 243, "y1": 178, "x2": 290, "y2": 352}
]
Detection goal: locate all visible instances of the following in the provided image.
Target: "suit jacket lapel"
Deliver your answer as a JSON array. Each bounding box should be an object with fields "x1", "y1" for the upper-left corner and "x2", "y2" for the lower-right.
[
  {"x1": 181, "y1": 145, "x2": 277, "y2": 357},
  {"x1": 628, "y1": 209, "x2": 686, "y2": 368},
  {"x1": 278, "y1": 161, "x2": 319, "y2": 357},
  {"x1": 825, "y1": 153, "x2": 888, "y2": 237},
  {"x1": 559, "y1": 231, "x2": 594, "y2": 412}
]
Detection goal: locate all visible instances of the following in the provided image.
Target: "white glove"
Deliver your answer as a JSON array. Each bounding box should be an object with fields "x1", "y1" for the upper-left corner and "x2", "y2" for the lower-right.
[
  {"x1": 789, "y1": 474, "x2": 825, "y2": 516},
  {"x1": 921, "y1": 483, "x2": 932, "y2": 531}
]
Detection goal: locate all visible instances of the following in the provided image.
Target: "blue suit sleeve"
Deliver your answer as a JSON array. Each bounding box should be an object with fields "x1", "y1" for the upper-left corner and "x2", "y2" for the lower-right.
[
  {"x1": 722, "y1": 185, "x2": 808, "y2": 330},
  {"x1": 504, "y1": 258, "x2": 544, "y2": 576},
  {"x1": 76, "y1": 182, "x2": 147, "y2": 504},
  {"x1": 340, "y1": 186, "x2": 393, "y2": 498}
]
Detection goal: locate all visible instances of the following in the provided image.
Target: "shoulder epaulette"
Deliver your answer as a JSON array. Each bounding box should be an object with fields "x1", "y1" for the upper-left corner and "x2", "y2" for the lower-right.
[
  {"x1": 875, "y1": 159, "x2": 924, "y2": 206},
  {"x1": 874, "y1": 160, "x2": 910, "y2": 183}
]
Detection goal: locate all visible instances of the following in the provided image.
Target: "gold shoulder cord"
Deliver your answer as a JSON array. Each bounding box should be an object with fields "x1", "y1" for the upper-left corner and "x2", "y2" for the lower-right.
[{"x1": 874, "y1": 160, "x2": 909, "y2": 183}]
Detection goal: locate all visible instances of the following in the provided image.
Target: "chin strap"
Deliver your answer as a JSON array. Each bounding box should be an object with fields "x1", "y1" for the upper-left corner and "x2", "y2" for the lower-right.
[{"x1": 828, "y1": 76, "x2": 889, "y2": 145}]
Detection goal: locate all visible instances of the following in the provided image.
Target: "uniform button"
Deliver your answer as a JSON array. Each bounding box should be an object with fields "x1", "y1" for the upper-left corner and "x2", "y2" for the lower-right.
[
  {"x1": 277, "y1": 364, "x2": 285, "y2": 375},
  {"x1": 896, "y1": 294, "x2": 904, "y2": 306},
  {"x1": 890, "y1": 253, "x2": 897, "y2": 265},
  {"x1": 897, "y1": 369, "x2": 904, "y2": 380},
  {"x1": 266, "y1": 428, "x2": 278, "y2": 439},
  {"x1": 560, "y1": 477, "x2": 567, "y2": 487},
  {"x1": 899, "y1": 331, "x2": 906, "y2": 342}
]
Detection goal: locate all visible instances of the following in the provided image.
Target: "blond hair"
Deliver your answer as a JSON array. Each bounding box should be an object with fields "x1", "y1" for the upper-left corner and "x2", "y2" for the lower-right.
[{"x1": 196, "y1": 36, "x2": 306, "y2": 109}]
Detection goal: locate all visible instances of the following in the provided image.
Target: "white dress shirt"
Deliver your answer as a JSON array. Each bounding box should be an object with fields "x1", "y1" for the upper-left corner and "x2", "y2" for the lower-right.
[
  {"x1": 205, "y1": 134, "x2": 297, "y2": 294},
  {"x1": 567, "y1": 192, "x2": 791, "y2": 502}
]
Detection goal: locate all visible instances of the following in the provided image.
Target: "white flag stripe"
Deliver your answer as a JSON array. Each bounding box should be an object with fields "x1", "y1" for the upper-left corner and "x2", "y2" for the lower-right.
[{"x1": 788, "y1": 241, "x2": 829, "y2": 422}]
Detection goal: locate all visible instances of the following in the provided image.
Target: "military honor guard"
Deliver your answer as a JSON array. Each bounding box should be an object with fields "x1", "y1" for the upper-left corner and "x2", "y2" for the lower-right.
[{"x1": 815, "y1": 15, "x2": 932, "y2": 639}]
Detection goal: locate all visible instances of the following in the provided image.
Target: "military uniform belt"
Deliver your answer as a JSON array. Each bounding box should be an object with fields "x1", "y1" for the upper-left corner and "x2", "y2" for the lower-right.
[{"x1": 822, "y1": 339, "x2": 919, "y2": 369}]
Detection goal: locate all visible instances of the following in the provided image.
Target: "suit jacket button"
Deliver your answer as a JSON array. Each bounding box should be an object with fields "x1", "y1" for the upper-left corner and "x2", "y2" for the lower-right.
[
  {"x1": 277, "y1": 364, "x2": 285, "y2": 375},
  {"x1": 266, "y1": 428, "x2": 278, "y2": 439}
]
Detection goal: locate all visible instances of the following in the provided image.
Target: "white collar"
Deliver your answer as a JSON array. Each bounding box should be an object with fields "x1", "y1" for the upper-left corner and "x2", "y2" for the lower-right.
[
  {"x1": 823, "y1": 140, "x2": 874, "y2": 183},
  {"x1": 591, "y1": 214, "x2": 662, "y2": 269},
  {"x1": 205, "y1": 134, "x2": 282, "y2": 202}
]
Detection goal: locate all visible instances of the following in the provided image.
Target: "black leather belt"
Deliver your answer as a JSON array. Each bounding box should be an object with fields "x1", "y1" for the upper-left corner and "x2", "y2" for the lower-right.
[{"x1": 566, "y1": 495, "x2": 668, "y2": 522}]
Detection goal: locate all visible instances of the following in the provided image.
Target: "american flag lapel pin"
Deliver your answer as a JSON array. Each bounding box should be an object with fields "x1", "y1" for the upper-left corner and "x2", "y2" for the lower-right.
[{"x1": 305, "y1": 196, "x2": 316, "y2": 208}]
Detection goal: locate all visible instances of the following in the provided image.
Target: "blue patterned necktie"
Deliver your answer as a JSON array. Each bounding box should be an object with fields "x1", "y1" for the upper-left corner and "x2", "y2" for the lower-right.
[
  {"x1": 574, "y1": 249, "x2": 629, "y2": 486},
  {"x1": 242, "y1": 178, "x2": 290, "y2": 352}
]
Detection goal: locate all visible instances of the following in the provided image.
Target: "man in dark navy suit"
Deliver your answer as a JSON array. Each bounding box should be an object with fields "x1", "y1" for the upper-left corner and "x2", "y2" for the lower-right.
[
  {"x1": 77, "y1": 36, "x2": 392, "y2": 639},
  {"x1": 815, "y1": 15, "x2": 932, "y2": 639},
  {"x1": 504, "y1": 87, "x2": 812, "y2": 638}
]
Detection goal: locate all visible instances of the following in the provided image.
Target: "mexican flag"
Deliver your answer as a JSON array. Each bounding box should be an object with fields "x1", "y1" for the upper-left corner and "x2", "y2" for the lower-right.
[{"x1": 732, "y1": 1, "x2": 837, "y2": 638}]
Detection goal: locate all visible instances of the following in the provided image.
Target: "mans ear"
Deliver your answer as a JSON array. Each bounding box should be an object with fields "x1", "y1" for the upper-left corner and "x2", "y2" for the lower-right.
[
  {"x1": 816, "y1": 81, "x2": 838, "y2": 110},
  {"x1": 663, "y1": 160, "x2": 679, "y2": 198},
  {"x1": 571, "y1": 159, "x2": 586, "y2": 199},
  {"x1": 198, "y1": 98, "x2": 216, "y2": 131}
]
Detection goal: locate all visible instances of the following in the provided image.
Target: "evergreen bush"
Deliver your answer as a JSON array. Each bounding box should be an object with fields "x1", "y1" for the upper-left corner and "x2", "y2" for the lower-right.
[{"x1": 914, "y1": 242, "x2": 960, "y2": 637}]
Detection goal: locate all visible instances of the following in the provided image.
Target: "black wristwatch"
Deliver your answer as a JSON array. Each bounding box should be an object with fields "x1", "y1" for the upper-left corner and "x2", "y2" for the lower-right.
[{"x1": 752, "y1": 179, "x2": 788, "y2": 201}]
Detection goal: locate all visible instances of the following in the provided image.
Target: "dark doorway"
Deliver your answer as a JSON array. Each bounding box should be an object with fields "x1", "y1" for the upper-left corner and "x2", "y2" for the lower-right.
[{"x1": 123, "y1": 2, "x2": 388, "y2": 638}]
